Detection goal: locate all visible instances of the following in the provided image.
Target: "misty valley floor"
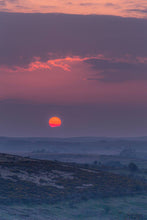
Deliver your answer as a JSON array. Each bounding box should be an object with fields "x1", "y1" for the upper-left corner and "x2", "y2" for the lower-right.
[{"x1": 0, "y1": 195, "x2": 147, "y2": 220}]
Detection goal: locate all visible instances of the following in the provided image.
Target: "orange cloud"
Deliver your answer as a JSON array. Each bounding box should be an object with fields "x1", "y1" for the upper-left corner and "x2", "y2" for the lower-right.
[
  {"x1": 1, "y1": 54, "x2": 146, "y2": 73},
  {"x1": 0, "y1": 56, "x2": 94, "y2": 72},
  {"x1": 1, "y1": 0, "x2": 147, "y2": 18}
]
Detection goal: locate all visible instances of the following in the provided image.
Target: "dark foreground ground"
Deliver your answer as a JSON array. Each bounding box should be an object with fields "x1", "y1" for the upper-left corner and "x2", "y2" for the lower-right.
[
  {"x1": 0, "y1": 153, "x2": 146, "y2": 204},
  {"x1": 0, "y1": 153, "x2": 147, "y2": 219}
]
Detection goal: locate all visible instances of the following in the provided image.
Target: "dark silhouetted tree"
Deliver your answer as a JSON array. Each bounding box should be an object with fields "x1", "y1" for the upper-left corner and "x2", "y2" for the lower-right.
[{"x1": 128, "y1": 162, "x2": 138, "y2": 172}]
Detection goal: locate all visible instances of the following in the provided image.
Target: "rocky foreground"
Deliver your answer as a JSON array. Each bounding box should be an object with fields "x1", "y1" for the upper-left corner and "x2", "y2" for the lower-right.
[{"x1": 0, "y1": 153, "x2": 146, "y2": 204}]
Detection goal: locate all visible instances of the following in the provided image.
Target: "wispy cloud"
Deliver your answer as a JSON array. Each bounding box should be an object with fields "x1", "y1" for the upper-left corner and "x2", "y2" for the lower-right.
[
  {"x1": 126, "y1": 8, "x2": 147, "y2": 14},
  {"x1": 0, "y1": 0, "x2": 5, "y2": 5}
]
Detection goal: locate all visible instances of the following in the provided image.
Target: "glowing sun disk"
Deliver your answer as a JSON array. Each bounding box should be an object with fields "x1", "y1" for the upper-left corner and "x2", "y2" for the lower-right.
[{"x1": 49, "y1": 117, "x2": 61, "y2": 127}]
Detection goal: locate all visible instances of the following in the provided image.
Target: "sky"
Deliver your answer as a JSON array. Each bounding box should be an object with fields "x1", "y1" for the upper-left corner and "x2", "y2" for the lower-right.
[{"x1": 0, "y1": 0, "x2": 147, "y2": 137}]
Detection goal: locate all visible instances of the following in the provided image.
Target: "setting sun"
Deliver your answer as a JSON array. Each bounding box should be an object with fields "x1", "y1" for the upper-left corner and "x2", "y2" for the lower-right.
[{"x1": 49, "y1": 117, "x2": 61, "y2": 128}]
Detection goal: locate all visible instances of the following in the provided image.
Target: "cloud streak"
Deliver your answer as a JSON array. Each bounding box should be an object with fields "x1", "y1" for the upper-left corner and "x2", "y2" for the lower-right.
[
  {"x1": 85, "y1": 58, "x2": 147, "y2": 82},
  {"x1": 1, "y1": 12, "x2": 147, "y2": 69}
]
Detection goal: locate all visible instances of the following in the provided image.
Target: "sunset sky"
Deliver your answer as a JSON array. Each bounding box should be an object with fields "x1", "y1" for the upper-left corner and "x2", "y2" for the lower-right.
[{"x1": 0, "y1": 0, "x2": 147, "y2": 137}]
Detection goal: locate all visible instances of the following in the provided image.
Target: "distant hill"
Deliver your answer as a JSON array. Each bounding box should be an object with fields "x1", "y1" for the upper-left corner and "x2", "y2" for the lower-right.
[
  {"x1": 0, "y1": 137, "x2": 147, "y2": 158},
  {"x1": 0, "y1": 153, "x2": 146, "y2": 205}
]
